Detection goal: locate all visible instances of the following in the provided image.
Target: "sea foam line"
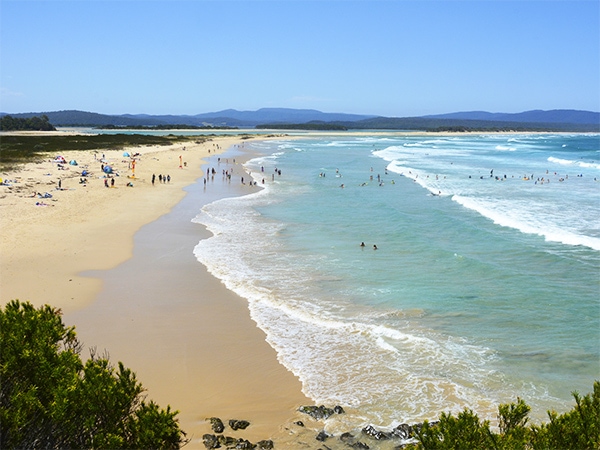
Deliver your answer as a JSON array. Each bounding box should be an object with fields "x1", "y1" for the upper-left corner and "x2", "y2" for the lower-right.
[
  {"x1": 453, "y1": 195, "x2": 600, "y2": 251},
  {"x1": 548, "y1": 156, "x2": 600, "y2": 170}
]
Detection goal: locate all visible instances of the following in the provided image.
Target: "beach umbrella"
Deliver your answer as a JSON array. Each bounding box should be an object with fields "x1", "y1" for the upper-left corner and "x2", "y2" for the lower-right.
[{"x1": 103, "y1": 165, "x2": 113, "y2": 174}]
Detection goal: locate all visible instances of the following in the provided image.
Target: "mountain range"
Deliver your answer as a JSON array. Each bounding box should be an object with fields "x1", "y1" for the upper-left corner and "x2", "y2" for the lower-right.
[{"x1": 1, "y1": 108, "x2": 598, "y2": 131}]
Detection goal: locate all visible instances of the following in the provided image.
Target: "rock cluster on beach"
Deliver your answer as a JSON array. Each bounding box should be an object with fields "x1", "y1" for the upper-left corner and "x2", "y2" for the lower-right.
[
  {"x1": 203, "y1": 417, "x2": 273, "y2": 449},
  {"x1": 201, "y1": 403, "x2": 435, "y2": 449},
  {"x1": 290, "y1": 404, "x2": 438, "y2": 449},
  {"x1": 201, "y1": 407, "x2": 433, "y2": 449}
]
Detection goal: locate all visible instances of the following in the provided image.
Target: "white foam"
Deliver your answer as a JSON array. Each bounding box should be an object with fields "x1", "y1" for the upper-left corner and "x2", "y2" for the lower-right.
[
  {"x1": 548, "y1": 156, "x2": 600, "y2": 170},
  {"x1": 190, "y1": 134, "x2": 597, "y2": 431},
  {"x1": 495, "y1": 145, "x2": 516, "y2": 151},
  {"x1": 452, "y1": 195, "x2": 600, "y2": 251},
  {"x1": 192, "y1": 188, "x2": 507, "y2": 425}
]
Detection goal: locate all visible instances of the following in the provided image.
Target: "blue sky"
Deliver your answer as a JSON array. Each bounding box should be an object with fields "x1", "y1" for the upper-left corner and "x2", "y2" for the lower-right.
[{"x1": 1, "y1": 0, "x2": 599, "y2": 116}]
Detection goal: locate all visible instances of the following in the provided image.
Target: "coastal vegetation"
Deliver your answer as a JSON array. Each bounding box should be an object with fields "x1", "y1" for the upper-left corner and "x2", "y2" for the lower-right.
[
  {"x1": 0, "y1": 134, "x2": 203, "y2": 170},
  {"x1": 0, "y1": 300, "x2": 187, "y2": 449},
  {"x1": 409, "y1": 385, "x2": 600, "y2": 449},
  {"x1": 2, "y1": 300, "x2": 597, "y2": 450},
  {"x1": 0, "y1": 115, "x2": 56, "y2": 132},
  {"x1": 331, "y1": 117, "x2": 600, "y2": 132},
  {"x1": 252, "y1": 117, "x2": 599, "y2": 132}
]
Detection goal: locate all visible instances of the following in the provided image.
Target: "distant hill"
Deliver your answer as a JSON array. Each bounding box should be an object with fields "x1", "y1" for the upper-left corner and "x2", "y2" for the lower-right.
[
  {"x1": 195, "y1": 108, "x2": 375, "y2": 125},
  {"x1": 121, "y1": 108, "x2": 375, "y2": 127},
  {"x1": 0, "y1": 108, "x2": 374, "y2": 128},
  {"x1": 1, "y1": 108, "x2": 598, "y2": 131},
  {"x1": 423, "y1": 109, "x2": 599, "y2": 125},
  {"x1": 0, "y1": 110, "x2": 166, "y2": 127},
  {"x1": 339, "y1": 116, "x2": 599, "y2": 132}
]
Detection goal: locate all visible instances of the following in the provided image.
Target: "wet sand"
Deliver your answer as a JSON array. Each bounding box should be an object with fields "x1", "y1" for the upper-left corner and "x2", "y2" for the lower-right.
[
  {"x1": 63, "y1": 148, "x2": 310, "y2": 447},
  {"x1": 1, "y1": 134, "x2": 309, "y2": 447}
]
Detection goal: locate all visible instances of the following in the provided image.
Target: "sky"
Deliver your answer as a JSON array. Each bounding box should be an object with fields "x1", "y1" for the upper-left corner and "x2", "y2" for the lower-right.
[{"x1": 1, "y1": 0, "x2": 599, "y2": 117}]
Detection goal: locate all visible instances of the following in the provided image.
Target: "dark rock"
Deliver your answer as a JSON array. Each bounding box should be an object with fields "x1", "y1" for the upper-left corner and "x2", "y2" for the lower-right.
[
  {"x1": 316, "y1": 430, "x2": 331, "y2": 441},
  {"x1": 340, "y1": 431, "x2": 369, "y2": 448},
  {"x1": 294, "y1": 420, "x2": 305, "y2": 427},
  {"x1": 392, "y1": 423, "x2": 412, "y2": 439},
  {"x1": 340, "y1": 432, "x2": 355, "y2": 443},
  {"x1": 298, "y1": 405, "x2": 336, "y2": 420},
  {"x1": 256, "y1": 439, "x2": 274, "y2": 450},
  {"x1": 209, "y1": 417, "x2": 225, "y2": 433},
  {"x1": 229, "y1": 419, "x2": 251, "y2": 430},
  {"x1": 362, "y1": 425, "x2": 392, "y2": 440},
  {"x1": 351, "y1": 443, "x2": 370, "y2": 449},
  {"x1": 234, "y1": 439, "x2": 255, "y2": 449},
  {"x1": 217, "y1": 435, "x2": 237, "y2": 447},
  {"x1": 333, "y1": 405, "x2": 345, "y2": 414},
  {"x1": 202, "y1": 433, "x2": 221, "y2": 449}
]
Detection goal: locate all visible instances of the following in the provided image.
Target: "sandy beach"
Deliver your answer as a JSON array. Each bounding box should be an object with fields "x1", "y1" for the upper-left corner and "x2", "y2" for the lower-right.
[{"x1": 0, "y1": 133, "x2": 310, "y2": 447}]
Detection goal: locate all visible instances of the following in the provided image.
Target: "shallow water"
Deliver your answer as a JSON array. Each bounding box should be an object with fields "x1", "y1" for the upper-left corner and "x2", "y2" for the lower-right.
[{"x1": 193, "y1": 133, "x2": 600, "y2": 431}]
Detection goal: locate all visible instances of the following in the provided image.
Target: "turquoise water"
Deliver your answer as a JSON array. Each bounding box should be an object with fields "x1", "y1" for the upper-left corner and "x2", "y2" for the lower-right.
[{"x1": 193, "y1": 133, "x2": 599, "y2": 430}]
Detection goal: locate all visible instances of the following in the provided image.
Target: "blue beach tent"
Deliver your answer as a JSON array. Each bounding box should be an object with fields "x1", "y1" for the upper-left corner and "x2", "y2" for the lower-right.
[{"x1": 103, "y1": 165, "x2": 113, "y2": 174}]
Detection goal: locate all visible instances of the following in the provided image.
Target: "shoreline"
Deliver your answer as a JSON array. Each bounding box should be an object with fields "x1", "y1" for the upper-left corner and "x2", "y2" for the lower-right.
[
  {"x1": 2, "y1": 130, "x2": 593, "y2": 449},
  {"x1": 0, "y1": 133, "x2": 310, "y2": 446},
  {"x1": 1, "y1": 135, "x2": 261, "y2": 312},
  {"x1": 65, "y1": 145, "x2": 311, "y2": 446}
]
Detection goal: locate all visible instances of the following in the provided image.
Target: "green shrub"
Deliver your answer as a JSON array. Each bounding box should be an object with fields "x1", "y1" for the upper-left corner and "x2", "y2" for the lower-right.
[
  {"x1": 0, "y1": 300, "x2": 187, "y2": 449},
  {"x1": 410, "y1": 382, "x2": 599, "y2": 450}
]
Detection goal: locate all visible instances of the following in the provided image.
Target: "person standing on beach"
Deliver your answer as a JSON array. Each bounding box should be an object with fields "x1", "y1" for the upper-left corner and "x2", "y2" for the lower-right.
[{"x1": 152, "y1": 174, "x2": 156, "y2": 185}]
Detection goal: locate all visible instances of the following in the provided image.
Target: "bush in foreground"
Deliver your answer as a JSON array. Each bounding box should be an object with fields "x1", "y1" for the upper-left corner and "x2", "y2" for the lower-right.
[
  {"x1": 410, "y1": 382, "x2": 599, "y2": 449},
  {"x1": 0, "y1": 300, "x2": 187, "y2": 449}
]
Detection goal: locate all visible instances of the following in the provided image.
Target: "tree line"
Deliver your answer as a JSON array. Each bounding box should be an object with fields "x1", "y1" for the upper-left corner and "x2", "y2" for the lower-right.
[{"x1": 0, "y1": 115, "x2": 56, "y2": 131}]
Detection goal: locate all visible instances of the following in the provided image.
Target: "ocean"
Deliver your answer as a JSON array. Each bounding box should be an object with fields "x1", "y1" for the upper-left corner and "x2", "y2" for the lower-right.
[{"x1": 192, "y1": 133, "x2": 600, "y2": 432}]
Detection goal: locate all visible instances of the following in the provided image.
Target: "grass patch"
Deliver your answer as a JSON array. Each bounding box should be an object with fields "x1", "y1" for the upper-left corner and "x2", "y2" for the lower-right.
[{"x1": 0, "y1": 134, "x2": 207, "y2": 170}]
